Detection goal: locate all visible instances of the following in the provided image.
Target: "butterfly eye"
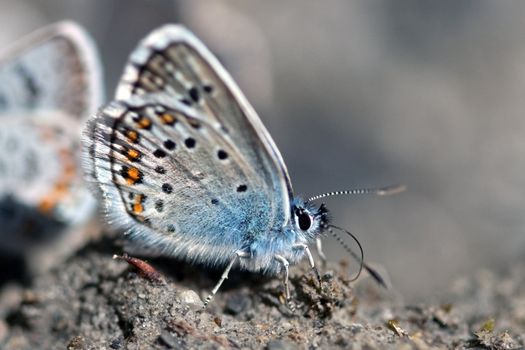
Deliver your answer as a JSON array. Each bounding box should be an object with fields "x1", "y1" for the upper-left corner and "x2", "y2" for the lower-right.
[{"x1": 295, "y1": 209, "x2": 312, "y2": 231}]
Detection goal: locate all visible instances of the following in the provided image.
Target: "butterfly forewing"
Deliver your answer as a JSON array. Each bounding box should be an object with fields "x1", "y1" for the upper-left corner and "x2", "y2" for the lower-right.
[{"x1": 116, "y1": 25, "x2": 293, "y2": 225}]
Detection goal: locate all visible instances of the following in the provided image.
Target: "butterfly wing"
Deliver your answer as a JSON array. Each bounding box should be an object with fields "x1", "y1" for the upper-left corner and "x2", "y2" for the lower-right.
[
  {"x1": 0, "y1": 21, "x2": 103, "y2": 118},
  {"x1": 84, "y1": 25, "x2": 293, "y2": 264},
  {"x1": 117, "y1": 25, "x2": 293, "y2": 209},
  {"x1": 0, "y1": 22, "x2": 102, "y2": 250}
]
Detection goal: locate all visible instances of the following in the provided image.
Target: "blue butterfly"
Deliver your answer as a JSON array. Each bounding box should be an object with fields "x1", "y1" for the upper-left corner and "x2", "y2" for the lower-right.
[
  {"x1": 0, "y1": 21, "x2": 102, "y2": 256},
  {"x1": 83, "y1": 25, "x2": 403, "y2": 307}
]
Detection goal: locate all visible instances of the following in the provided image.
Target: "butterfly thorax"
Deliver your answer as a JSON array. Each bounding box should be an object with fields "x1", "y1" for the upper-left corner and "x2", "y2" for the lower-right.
[{"x1": 240, "y1": 198, "x2": 329, "y2": 275}]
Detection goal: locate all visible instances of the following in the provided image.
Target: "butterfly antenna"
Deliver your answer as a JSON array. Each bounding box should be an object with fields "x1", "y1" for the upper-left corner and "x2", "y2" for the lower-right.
[
  {"x1": 328, "y1": 224, "x2": 387, "y2": 288},
  {"x1": 308, "y1": 184, "x2": 406, "y2": 202}
]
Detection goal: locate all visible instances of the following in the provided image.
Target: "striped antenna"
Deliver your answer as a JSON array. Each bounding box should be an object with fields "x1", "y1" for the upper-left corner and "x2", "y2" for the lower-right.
[{"x1": 307, "y1": 184, "x2": 406, "y2": 202}]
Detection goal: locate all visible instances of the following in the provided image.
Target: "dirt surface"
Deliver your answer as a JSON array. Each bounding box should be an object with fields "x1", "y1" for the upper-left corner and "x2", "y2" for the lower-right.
[{"x1": 0, "y1": 236, "x2": 524, "y2": 349}]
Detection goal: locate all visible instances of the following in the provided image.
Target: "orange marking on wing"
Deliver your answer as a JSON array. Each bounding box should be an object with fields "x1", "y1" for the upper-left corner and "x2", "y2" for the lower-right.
[
  {"x1": 126, "y1": 129, "x2": 139, "y2": 143},
  {"x1": 133, "y1": 194, "x2": 144, "y2": 213},
  {"x1": 136, "y1": 116, "x2": 152, "y2": 129},
  {"x1": 133, "y1": 202, "x2": 144, "y2": 213},
  {"x1": 160, "y1": 113, "x2": 176, "y2": 125},
  {"x1": 54, "y1": 181, "x2": 69, "y2": 194},
  {"x1": 38, "y1": 197, "x2": 55, "y2": 213},
  {"x1": 127, "y1": 148, "x2": 141, "y2": 161},
  {"x1": 126, "y1": 167, "x2": 142, "y2": 185},
  {"x1": 37, "y1": 147, "x2": 77, "y2": 215}
]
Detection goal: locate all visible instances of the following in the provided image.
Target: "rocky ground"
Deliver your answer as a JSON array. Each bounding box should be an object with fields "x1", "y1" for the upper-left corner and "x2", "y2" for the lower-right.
[{"x1": 0, "y1": 235, "x2": 524, "y2": 349}]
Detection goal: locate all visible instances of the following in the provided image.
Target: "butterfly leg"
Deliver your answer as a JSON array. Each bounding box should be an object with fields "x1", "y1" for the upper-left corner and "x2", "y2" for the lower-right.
[
  {"x1": 294, "y1": 243, "x2": 321, "y2": 284},
  {"x1": 203, "y1": 250, "x2": 249, "y2": 307},
  {"x1": 315, "y1": 237, "x2": 328, "y2": 267},
  {"x1": 274, "y1": 255, "x2": 291, "y2": 300}
]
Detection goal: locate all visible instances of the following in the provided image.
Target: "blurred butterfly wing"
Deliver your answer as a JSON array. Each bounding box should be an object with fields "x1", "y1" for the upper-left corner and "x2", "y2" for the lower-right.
[
  {"x1": 0, "y1": 22, "x2": 102, "y2": 248},
  {"x1": 116, "y1": 25, "x2": 293, "y2": 224},
  {"x1": 0, "y1": 21, "x2": 103, "y2": 118}
]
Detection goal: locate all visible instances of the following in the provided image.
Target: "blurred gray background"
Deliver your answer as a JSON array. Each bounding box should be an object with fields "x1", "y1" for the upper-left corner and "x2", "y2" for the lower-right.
[{"x1": 1, "y1": 0, "x2": 524, "y2": 303}]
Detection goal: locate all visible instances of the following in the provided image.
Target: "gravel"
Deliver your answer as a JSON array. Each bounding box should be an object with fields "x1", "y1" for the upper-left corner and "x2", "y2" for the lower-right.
[{"x1": 1, "y1": 236, "x2": 523, "y2": 349}]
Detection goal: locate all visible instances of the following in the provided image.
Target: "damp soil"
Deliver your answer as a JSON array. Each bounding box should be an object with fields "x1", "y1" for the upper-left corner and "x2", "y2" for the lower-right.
[{"x1": 0, "y1": 236, "x2": 524, "y2": 349}]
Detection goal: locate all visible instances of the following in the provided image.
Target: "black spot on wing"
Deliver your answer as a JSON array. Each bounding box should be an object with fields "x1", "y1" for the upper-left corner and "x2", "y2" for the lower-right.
[
  {"x1": 217, "y1": 150, "x2": 228, "y2": 160},
  {"x1": 163, "y1": 139, "x2": 176, "y2": 150},
  {"x1": 188, "y1": 120, "x2": 201, "y2": 129},
  {"x1": 184, "y1": 138, "x2": 196, "y2": 149},
  {"x1": 16, "y1": 64, "x2": 39, "y2": 108},
  {"x1": 162, "y1": 183, "x2": 173, "y2": 194},
  {"x1": 155, "y1": 199, "x2": 164, "y2": 212},
  {"x1": 188, "y1": 86, "x2": 200, "y2": 103},
  {"x1": 203, "y1": 84, "x2": 213, "y2": 94},
  {"x1": 180, "y1": 98, "x2": 191, "y2": 106},
  {"x1": 153, "y1": 149, "x2": 166, "y2": 158}
]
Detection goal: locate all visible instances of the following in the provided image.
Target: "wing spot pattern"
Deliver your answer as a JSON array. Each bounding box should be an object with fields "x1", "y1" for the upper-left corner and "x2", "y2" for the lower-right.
[
  {"x1": 203, "y1": 84, "x2": 213, "y2": 94},
  {"x1": 217, "y1": 150, "x2": 228, "y2": 160},
  {"x1": 132, "y1": 194, "x2": 146, "y2": 214},
  {"x1": 188, "y1": 119, "x2": 201, "y2": 129},
  {"x1": 163, "y1": 139, "x2": 176, "y2": 150},
  {"x1": 180, "y1": 98, "x2": 192, "y2": 106},
  {"x1": 153, "y1": 149, "x2": 167, "y2": 158},
  {"x1": 123, "y1": 128, "x2": 140, "y2": 143},
  {"x1": 159, "y1": 113, "x2": 177, "y2": 126},
  {"x1": 184, "y1": 137, "x2": 196, "y2": 148},
  {"x1": 155, "y1": 199, "x2": 164, "y2": 212},
  {"x1": 188, "y1": 86, "x2": 200, "y2": 102},
  {"x1": 162, "y1": 183, "x2": 173, "y2": 194},
  {"x1": 121, "y1": 166, "x2": 143, "y2": 185},
  {"x1": 126, "y1": 148, "x2": 142, "y2": 162},
  {"x1": 132, "y1": 115, "x2": 152, "y2": 130}
]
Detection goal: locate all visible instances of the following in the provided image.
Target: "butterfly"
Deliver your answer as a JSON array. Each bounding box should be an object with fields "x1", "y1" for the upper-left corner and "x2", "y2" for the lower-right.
[
  {"x1": 83, "y1": 24, "x2": 403, "y2": 307},
  {"x1": 0, "y1": 21, "x2": 102, "y2": 255}
]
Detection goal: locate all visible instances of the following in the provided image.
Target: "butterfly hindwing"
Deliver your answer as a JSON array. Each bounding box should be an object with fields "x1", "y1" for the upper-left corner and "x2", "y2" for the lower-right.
[{"x1": 85, "y1": 92, "x2": 281, "y2": 264}]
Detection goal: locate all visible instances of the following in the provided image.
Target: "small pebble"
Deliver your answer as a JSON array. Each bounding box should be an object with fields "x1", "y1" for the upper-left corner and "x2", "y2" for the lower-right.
[
  {"x1": 158, "y1": 330, "x2": 178, "y2": 348},
  {"x1": 280, "y1": 322, "x2": 293, "y2": 330},
  {"x1": 110, "y1": 337, "x2": 123, "y2": 349},
  {"x1": 178, "y1": 289, "x2": 203, "y2": 308},
  {"x1": 266, "y1": 339, "x2": 297, "y2": 350},
  {"x1": 225, "y1": 293, "x2": 250, "y2": 315},
  {"x1": 67, "y1": 335, "x2": 85, "y2": 350}
]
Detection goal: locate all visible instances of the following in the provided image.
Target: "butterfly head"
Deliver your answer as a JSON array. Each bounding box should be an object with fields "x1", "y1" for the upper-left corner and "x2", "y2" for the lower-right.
[{"x1": 291, "y1": 199, "x2": 330, "y2": 240}]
